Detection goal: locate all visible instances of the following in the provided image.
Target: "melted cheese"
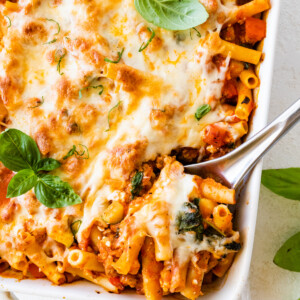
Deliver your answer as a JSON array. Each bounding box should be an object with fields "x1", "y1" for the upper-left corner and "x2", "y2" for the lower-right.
[
  {"x1": 131, "y1": 160, "x2": 239, "y2": 263},
  {"x1": 0, "y1": 0, "x2": 244, "y2": 255}
]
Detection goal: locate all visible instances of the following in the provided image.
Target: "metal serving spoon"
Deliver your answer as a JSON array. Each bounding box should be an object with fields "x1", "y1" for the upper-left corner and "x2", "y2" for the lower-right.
[{"x1": 185, "y1": 99, "x2": 300, "y2": 189}]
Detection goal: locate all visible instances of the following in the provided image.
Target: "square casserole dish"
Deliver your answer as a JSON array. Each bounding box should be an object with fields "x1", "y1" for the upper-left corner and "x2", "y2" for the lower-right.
[{"x1": 0, "y1": 1, "x2": 280, "y2": 299}]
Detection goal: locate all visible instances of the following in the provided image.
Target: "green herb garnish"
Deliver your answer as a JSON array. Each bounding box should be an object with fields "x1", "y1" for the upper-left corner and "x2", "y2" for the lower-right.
[
  {"x1": 104, "y1": 48, "x2": 124, "y2": 64},
  {"x1": 224, "y1": 241, "x2": 241, "y2": 251},
  {"x1": 195, "y1": 104, "x2": 211, "y2": 121},
  {"x1": 44, "y1": 19, "x2": 60, "y2": 44},
  {"x1": 105, "y1": 101, "x2": 122, "y2": 132},
  {"x1": 70, "y1": 220, "x2": 82, "y2": 236},
  {"x1": 176, "y1": 199, "x2": 204, "y2": 241},
  {"x1": 4, "y1": 15, "x2": 11, "y2": 28},
  {"x1": 192, "y1": 27, "x2": 201, "y2": 37},
  {"x1": 131, "y1": 171, "x2": 143, "y2": 199},
  {"x1": 134, "y1": 0, "x2": 209, "y2": 31},
  {"x1": 261, "y1": 168, "x2": 300, "y2": 272},
  {"x1": 0, "y1": 129, "x2": 81, "y2": 208},
  {"x1": 79, "y1": 84, "x2": 104, "y2": 99},
  {"x1": 203, "y1": 219, "x2": 226, "y2": 237},
  {"x1": 43, "y1": 38, "x2": 57, "y2": 45},
  {"x1": 244, "y1": 62, "x2": 249, "y2": 70},
  {"x1": 63, "y1": 144, "x2": 89, "y2": 160},
  {"x1": 46, "y1": 18, "x2": 60, "y2": 35},
  {"x1": 28, "y1": 96, "x2": 44, "y2": 109},
  {"x1": 262, "y1": 168, "x2": 300, "y2": 201},
  {"x1": 55, "y1": 49, "x2": 66, "y2": 75},
  {"x1": 273, "y1": 232, "x2": 300, "y2": 272},
  {"x1": 139, "y1": 27, "x2": 155, "y2": 52}
]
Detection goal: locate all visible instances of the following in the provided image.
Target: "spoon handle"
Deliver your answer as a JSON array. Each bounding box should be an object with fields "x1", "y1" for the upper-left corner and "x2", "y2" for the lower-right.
[{"x1": 221, "y1": 98, "x2": 300, "y2": 189}]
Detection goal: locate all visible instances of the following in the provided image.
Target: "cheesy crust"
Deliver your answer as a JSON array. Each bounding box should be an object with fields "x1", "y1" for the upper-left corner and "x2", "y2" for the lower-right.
[{"x1": 0, "y1": 0, "x2": 269, "y2": 298}]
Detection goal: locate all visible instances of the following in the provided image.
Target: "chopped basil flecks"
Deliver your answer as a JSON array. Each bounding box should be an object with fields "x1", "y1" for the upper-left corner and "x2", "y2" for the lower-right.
[
  {"x1": 104, "y1": 48, "x2": 124, "y2": 64},
  {"x1": 139, "y1": 27, "x2": 155, "y2": 52},
  {"x1": 63, "y1": 144, "x2": 89, "y2": 160},
  {"x1": 105, "y1": 101, "x2": 122, "y2": 132},
  {"x1": 79, "y1": 85, "x2": 104, "y2": 99},
  {"x1": 43, "y1": 38, "x2": 57, "y2": 45},
  {"x1": 195, "y1": 104, "x2": 211, "y2": 121},
  {"x1": 46, "y1": 18, "x2": 60, "y2": 35},
  {"x1": 70, "y1": 220, "x2": 82, "y2": 236},
  {"x1": 4, "y1": 15, "x2": 11, "y2": 28},
  {"x1": 192, "y1": 27, "x2": 201, "y2": 38},
  {"x1": 55, "y1": 49, "x2": 66, "y2": 75}
]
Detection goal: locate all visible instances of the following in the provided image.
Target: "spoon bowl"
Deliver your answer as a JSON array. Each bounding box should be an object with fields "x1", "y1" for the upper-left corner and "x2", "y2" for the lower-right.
[{"x1": 185, "y1": 98, "x2": 300, "y2": 189}]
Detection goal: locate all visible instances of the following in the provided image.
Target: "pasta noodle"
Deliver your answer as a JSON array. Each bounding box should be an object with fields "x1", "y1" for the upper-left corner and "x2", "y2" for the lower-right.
[{"x1": 0, "y1": 0, "x2": 269, "y2": 298}]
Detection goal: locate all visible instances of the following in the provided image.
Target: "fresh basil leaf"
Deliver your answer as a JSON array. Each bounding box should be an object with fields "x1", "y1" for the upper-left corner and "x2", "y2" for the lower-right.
[
  {"x1": 273, "y1": 232, "x2": 300, "y2": 272},
  {"x1": 261, "y1": 168, "x2": 300, "y2": 200},
  {"x1": 7, "y1": 169, "x2": 38, "y2": 198},
  {"x1": 195, "y1": 104, "x2": 211, "y2": 121},
  {"x1": 35, "y1": 158, "x2": 61, "y2": 172},
  {"x1": 134, "y1": 0, "x2": 209, "y2": 31},
  {"x1": 35, "y1": 174, "x2": 82, "y2": 208},
  {"x1": 0, "y1": 129, "x2": 41, "y2": 171}
]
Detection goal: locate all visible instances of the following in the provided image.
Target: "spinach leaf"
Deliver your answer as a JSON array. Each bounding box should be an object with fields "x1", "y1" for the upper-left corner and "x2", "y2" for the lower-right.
[
  {"x1": 35, "y1": 158, "x2": 61, "y2": 172},
  {"x1": 0, "y1": 129, "x2": 40, "y2": 171},
  {"x1": 195, "y1": 104, "x2": 211, "y2": 121},
  {"x1": 177, "y1": 202, "x2": 201, "y2": 231},
  {"x1": 35, "y1": 174, "x2": 82, "y2": 208},
  {"x1": 273, "y1": 232, "x2": 300, "y2": 272},
  {"x1": 176, "y1": 201, "x2": 203, "y2": 241},
  {"x1": 261, "y1": 168, "x2": 300, "y2": 200},
  {"x1": 203, "y1": 219, "x2": 226, "y2": 237},
  {"x1": 224, "y1": 241, "x2": 241, "y2": 251},
  {"x1": 134, "y1": 0, "x2": 209, "y2": 31},
  {"x1": 131, "y1": 171, "x2": 144, "y2": 198},
  {"x1": 7, "y1": 169, "x2": 38, "y2": 198}
]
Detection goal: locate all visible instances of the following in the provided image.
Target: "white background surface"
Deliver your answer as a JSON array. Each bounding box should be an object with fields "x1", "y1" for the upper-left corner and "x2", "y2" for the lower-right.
[
  {"x1": 0, "y1": 1, "x2": 299, "y2": 299},
  {"x1": 249, "y1": 0, "x2": 300, "y2": 299}
]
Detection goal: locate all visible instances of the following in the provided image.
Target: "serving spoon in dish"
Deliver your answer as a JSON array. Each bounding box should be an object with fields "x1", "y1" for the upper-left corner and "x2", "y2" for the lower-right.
[{"x1": 185, "y1": 98, "x2": 300, "y2": 190}]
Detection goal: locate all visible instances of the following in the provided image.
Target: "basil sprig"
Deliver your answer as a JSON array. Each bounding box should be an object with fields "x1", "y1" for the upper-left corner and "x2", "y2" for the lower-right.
[
  {"x1": 0, "y1": 129, "x2": 82, "y2": 208},
  {"x1": 262, "y1": 168, "x2": 300, "y2": 200},
  {"x1": 134, "y1": 0, "x2": 209, "y2": 31},
  {"x1": 273, "y1": 232, "x2": 300, "y2": 272}
]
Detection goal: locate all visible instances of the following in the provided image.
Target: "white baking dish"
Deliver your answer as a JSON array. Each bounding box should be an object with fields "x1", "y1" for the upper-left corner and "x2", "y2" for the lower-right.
[{"x1": 0, "y1": 1, "x2": 280, "y2": 299}]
